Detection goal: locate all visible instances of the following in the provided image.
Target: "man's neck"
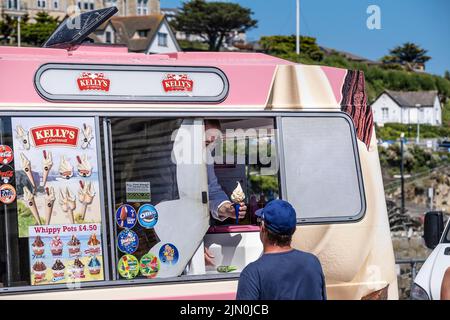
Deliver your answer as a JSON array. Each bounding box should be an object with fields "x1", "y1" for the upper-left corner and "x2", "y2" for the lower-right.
[{"x1": 263, "y1": 244, "x2": 293, "y2": 254}]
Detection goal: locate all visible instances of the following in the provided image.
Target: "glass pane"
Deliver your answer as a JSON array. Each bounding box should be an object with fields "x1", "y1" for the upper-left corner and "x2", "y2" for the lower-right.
[
  {"x1": 280, "y1": 115, "x2": 365, "y2": 222},
  {"x1": 1, "y1": 117, "x2": 106, "y2": 288},
  {"x1": 110, "y1": 118, "x2": 209, "y2": 279}
]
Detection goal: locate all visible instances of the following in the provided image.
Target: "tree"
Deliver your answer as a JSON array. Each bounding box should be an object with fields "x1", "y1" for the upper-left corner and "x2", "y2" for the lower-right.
[
  {"x1": 445, "y1": 71, "x2": 450, "y2": 81},
  {"x1": 173, "y1": 0, "x2": 257, "y2": 51},
  {"x1": 382, "y1": 42, "x2": 431, "y2": 70},
  {"x1": 259, "y1": 35, "x2": 323, "y2": 61},
  {"x1": 21, "y1": 12, "x2": 59, "y2": 46},
  {"x1": 0, "y1": 14, "x2": 17, "y2": 44}
]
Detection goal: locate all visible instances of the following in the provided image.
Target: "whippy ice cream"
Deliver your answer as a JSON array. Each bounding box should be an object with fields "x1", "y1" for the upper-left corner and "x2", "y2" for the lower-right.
[{"x1": 11, "y1": 117, "x2": 102, "y2": 238}]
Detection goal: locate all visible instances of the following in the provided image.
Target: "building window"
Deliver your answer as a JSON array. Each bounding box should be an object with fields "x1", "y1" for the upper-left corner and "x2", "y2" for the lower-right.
[
  {"x1": 158, "y1": 32, "x2": 168, "y2": 47},
  {"x1": 137, "y1": 0, "x2": 148, "y2": 15},
  {"x1": 7, "y1": 0, "x2": 18, "y2": 9},
  {"x1": 137, "y1": 30, "x2": 148, "y2": 38},
  {"x1": 53, "y1": 0, "x2": 58, "y2": 9},
  {"x1": 105, "y1": 31, "x2": 112, "y2": 43},
  {"x1": 37, "y1": 0, "x2": 46, "y2": 8},
  {"x1": 382, "y1": 108, "x2": 389, "y2": 121}
]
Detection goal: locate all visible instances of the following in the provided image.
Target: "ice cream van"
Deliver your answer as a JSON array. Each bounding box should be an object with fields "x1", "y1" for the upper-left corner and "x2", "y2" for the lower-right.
[{"x1": 0, "y1": 8, "x2": 398, "y2": 299}]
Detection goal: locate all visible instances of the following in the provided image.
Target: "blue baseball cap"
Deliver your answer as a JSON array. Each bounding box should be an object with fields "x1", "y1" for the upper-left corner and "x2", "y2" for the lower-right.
[{"x1": 255, "y1": 199, "x2": 297, "y2": 235}]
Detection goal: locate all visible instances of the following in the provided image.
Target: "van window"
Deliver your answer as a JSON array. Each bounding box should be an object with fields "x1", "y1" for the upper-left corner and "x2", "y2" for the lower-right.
[
  {"x1": 0, "y1": 116, "x2": 108, "y2": 288},
  {"x1": 279, "y1": 114, "x2": 365, "y2": 223}
]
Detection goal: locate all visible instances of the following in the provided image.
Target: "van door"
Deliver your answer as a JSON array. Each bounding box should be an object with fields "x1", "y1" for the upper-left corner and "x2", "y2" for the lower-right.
[
  {"x1": 430, "y1": 223, "x2": 450, "y2": 299},
  {"x1": 277, "y1": 112, "x2": 366, "y2": 223}
]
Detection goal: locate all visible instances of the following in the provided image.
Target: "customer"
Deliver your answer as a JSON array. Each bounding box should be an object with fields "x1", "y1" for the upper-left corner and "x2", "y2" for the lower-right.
[{"x1": 236, "y1": 199, "x2": 326, "y2": 300}]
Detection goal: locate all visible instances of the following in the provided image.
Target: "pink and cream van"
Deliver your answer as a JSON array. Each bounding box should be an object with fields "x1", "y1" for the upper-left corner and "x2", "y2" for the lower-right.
[{"x1": 0, "y1": 8, "x2": 397, "y2": 299}]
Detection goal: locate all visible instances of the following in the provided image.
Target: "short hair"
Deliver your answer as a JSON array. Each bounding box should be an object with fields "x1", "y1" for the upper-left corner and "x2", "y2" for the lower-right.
[
  {"x1": 264, "y1": 225, "x2": 293, "y2": 247},
  {"x1": 204, "y1": 119, "x2": 221, "y2": 129}
]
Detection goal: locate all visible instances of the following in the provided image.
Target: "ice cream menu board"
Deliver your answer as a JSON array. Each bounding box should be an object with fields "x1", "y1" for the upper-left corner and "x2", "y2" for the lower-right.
[
  {"x1": 11, "y1": 117, "x2": 102, "y2": 238},
  {"x1": 28, "y1": 223, "x2": 104, "y2": 285}
]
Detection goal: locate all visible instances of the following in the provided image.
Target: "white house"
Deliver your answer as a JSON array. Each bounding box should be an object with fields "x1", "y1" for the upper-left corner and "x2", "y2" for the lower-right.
[
  {"x1": 371, "y1": 90, "x2": 442, "y2": 126},
  {"x1": 91, "y1": 14, "x2": 181, "y2": 54}
]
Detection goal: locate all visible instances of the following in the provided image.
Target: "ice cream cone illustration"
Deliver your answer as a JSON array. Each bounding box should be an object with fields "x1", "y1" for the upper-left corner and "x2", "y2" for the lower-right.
[
  {"x1": 42, "y1": 150, "x2": 53, "y2": 187},
  {"x1": 59, "y1": 156, "x2": 73, "y2": 179},
  {"x1": 24, "y1": 186, "x2": 41, "y2": 225},
  {"x1": 78, "y1": 180, "x2": 95, "y2": 220},
  {"x1": 81, "y1": 123, "x2": 93, "y2": 149},
  {"x1": 76, "y1": 154, "x2": 92, "y2": 177},
  {"x1": 44, "y1": 187, "x2": 56, "y2": 225},
  {"x1": 59, "y1": 187, "x2": 76, "y2": 224},
  {"x1": 20, "y1": 152, "x2": 36, "y2": 190},
  {"x1": 15, "y1": 125, "x2": 30, "y2": 150},
  {"x1": 231, "y1": 181, "x2": 245, "y2": 224}
]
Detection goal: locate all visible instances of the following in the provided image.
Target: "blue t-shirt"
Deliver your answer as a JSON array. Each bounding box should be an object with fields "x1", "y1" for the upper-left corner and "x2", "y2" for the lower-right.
[{"x1": 236, "y1": 249, "x2": 326, "y2": 300}]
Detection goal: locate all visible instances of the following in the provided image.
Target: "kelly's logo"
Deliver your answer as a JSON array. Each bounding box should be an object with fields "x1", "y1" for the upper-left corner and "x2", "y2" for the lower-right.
[
  {"x1": 30, "y1": 125, "x2": 79, "y2": 147},
  {"x1": 162, "y1": 74, "x2": 193, "y2": 92},
  {"x1": 77, "y1": 72, "x2": 110, "y2": 92}
]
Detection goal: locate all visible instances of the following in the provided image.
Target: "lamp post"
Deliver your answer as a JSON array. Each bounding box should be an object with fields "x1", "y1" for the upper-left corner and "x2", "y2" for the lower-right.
[
  {"x1": 416, "y1": 103, "x2": 422, "y2": 144},
  {"x1": 400, "y1": 132, "x2": 405, "y2": 213},
  {"x1": 296, "y1": 0, "x2": 300, "y2": 55}
]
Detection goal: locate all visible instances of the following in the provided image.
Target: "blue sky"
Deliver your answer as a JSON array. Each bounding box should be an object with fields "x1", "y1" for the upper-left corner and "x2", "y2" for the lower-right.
[{"x1": 161, "y1": 0, "x2": 450, "y2": 76}]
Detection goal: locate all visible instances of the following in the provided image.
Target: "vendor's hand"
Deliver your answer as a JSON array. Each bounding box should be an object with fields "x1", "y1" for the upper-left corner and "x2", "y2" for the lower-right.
[
  {"x1": 218, "y1": 202, "x2": 247, "y2": 220},
  {"x1": 204, "y1": 247, "x2": 215, "y2": 267}
]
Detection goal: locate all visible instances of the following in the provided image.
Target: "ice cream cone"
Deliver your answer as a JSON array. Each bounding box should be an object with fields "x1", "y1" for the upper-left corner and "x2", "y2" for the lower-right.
[
  {"x1": 24, "y1": 186, "x2": 41, "y2": 225},
  {"x1": 78, "y1": 180, "x2": 95, "y2": 220},
  {"x1": 42, "y1": 150, "x2": 53, "y2": 187},
  {"x1": 59, "y1": 156, "x2": 73, "y2": 179},
  {"x1": 44, "y1": 187, "x2": 56, "y2": 225},
  {"x1": 59, "y1": 187, "x2": 76, "y2": 224},
  {"x1": 231, "y1": 181, "x2": 245, "y2": 225},
  {"x1": 76, "y1": 154, "x2": 92, "y2": 177},
  {"x1": 81, "y1": 123, "x2": 93, "y2": 150},
  {"x1": 20, "y1": 152, "x2": 36, "y2": 189},
  {"x1": 15, "y1": 125, "x2": 30, "y2": 150}
]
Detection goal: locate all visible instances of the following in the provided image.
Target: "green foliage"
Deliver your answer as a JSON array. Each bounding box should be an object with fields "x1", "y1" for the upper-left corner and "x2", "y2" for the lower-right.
[
  {"x1": 383, "y1": 42, "x2": 431, "y2": 67},
  {"x1": 18, "y1": 200, "x2": 44, "y2": 237},
  {"x1": 173, "y1": 0, "x2": 257, "y2": 51},
  {"x1": 376, "y1": 123, "x2": 450, "y2": 141},
  {"x1": 178, "y1": 39, "x2": 209, "y2": 51},
  {"x1": 0, "y1": 14, "x2": 17, "y2": 43},
  {"x1": 248, "y1": 175, "x2": 278, "y2": 194},
  {"x1": 259, "y1": 35, "x2": 323, "y2": 61},
  {"x1": 20, "y1": 12, "x2": 59, "y2": 46}
]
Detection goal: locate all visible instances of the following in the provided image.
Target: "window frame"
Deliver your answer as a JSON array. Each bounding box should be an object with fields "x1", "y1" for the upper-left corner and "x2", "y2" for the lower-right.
[{"x1": 0, "y1": 110, "x2": 366, "y2": 295}]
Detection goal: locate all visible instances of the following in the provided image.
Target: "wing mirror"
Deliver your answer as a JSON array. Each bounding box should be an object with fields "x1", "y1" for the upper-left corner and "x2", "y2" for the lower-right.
[{"x1": 423, "y1": 211, "x2": 444, "y2": 249}]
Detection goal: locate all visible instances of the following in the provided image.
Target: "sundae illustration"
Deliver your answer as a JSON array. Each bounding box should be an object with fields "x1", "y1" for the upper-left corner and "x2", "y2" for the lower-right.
[
  {"x1": 24, "y1": 186, "x2": 41, "y2": 225},
  {"x1": 59, "y1": 187, "x2": 76, "y2": 223},
  {"x1": 162, "y1": 244, "x2": 175, "y2": 263},
  {"x1": 67, "y1": 235, "x2": 81, "y2": 257},
  {"x1": 76, "y1": 154, "x2": 92, "y2": 177},
  {"x1": 15, "y1": 125, "x2": 30, "y2": 150},
  {"x1": 51, "y1": 259, "x2": 65, "y2": 279},
  {"x1": 32, "y1": 261, "x2": 47, "y2": 283},
  {"x1": 50, "y1": 235, "x2": 63, "y2": 256},
  {"x1": 230, "y1": 181, "x2": 246, "y2": 224},
  {"x1": 78, "y1": 180, "x2": 95, "y2": 220},
  {"x1": 44, "y1": 187, "x2": 56, "y2": 225},
  {"x1": 32, "y1": 236, "x2": 45, "y2": 256},
  {"x1": 88, "y1": 256, "x2": 101, "y2": 275},
  {"x1": 20, "y1": 152, "x2": 36, "y2": 189},
  {"x1": 59, "y1": 155, "x2": 73, "y2": 179},
  {"x1": 87, "y1": 233, "x2": 101, "y2": 255},
  {"x1": 81, "y1": 123, "x2": 93, "y2": 149},
  {"x1": 42, "y1": 150, "x2": 53, "y2": 187},
  {"x1": 69, "y1": 258, "x2": 85, "y2": 279}
]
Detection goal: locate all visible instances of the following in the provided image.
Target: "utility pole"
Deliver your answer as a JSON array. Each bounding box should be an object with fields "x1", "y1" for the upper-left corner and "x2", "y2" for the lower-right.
[
  {"x1": 17, "y1": 1, "x2": 21, "y2": 47},
  {"x1": 296, "y1": 0, "x2": 300, "y2": 55},
  {"x1": 416, "y1": 104, "x2": 422, "y2": 145},
  {"x1": 400, "y1": 132, "x2": 405, "y2": 213}
]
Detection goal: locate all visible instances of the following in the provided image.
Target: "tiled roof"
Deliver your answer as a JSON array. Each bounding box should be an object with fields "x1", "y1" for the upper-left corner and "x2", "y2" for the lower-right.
[{"x1": 384, "y1": 90, "x2": 439, "y2": 108}]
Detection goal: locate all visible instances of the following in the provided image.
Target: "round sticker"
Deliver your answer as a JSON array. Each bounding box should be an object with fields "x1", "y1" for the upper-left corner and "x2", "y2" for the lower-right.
[
  {"x1": 115, "y1": 204, "x2": 137, "y2": 229},
  {"x1": 117, "y1": 229, "x2": 139, "y2": 254},
  {"x1": 0, "y1": 165, "x2": 14, "y2": 184},
  {"x1": 118, "y1": 254, "x2": 139, "y2": 279},
  {"x1": 139, "y1": 253, "x2": 160, "y2": 278},
  {"x1": 137, "y1": 204, "x2": 158, "y2": 228},
  {"x1": 0, "y1": 145, "x2": 13, "y2": 165},
  {"x1": 0, "y1": 184, "x2": 16, "y2": 204},
  {"x1": 159, "y1": 243, "x2": 179, "y2": 265}
]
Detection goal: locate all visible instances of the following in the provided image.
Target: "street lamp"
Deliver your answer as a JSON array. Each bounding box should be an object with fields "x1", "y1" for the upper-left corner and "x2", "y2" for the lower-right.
[
  {"x1": 400, "y1": 132, "x2": 405, "y2": 214},
  {"x1": 416, "y1": 103, "x2": 422, "y2": 144}
]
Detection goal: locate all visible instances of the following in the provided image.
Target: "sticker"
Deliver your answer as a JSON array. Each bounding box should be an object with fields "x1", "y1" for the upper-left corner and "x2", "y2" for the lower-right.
[
  {"x1": 139, "y1": 253, "x2": 160, "y2": 278},
  {"x1": 118, "y1": 254, "x2": 139, "y2": 279},
  {"x1": 117, "y1": 229, "x2": 139, "y2": 254},
  {"x1": 77, "y1": 72, "x2": 110, "y2": 92},
  {"x1": 0, "y1": 184, "x2": 16, "y2": 204},
  {"x1": 126, "y1": 181, "x2": 151, "y2": 202},
  {"x1": 30, "y1": 125, "x2": 80, "y2": 148},
  {"x1": 137, "y1": 204, "x2": 158, "y2": 229},
  {"x1": 159, "y1": 243, "x2": 179, "y2": 265},
  {"x1": 115, "y1": 204, "x2": 137, "y2": 229},
  {"x1": 162, "y1": 74, "x2": 193, "y2": 92},
  {"x1": 0, "y1": 145, "x2": 13, "y2": 165},
  {"x1": 0, "y1": 165, "x2": 14, "y2": 184}
]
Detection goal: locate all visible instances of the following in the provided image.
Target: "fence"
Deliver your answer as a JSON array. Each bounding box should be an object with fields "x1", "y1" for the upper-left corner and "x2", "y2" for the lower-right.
[{"x1": 396, "y1": 258, "x2": 426, "y2": 299}]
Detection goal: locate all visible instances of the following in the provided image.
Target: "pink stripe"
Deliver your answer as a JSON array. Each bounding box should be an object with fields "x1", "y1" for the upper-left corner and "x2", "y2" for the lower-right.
[
  {"x1": 208, "y1": 225, "x2": 260, "y2": 233},
  {"x1": 320, "y1": 66, "x2": 347, "y2": 104}
]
